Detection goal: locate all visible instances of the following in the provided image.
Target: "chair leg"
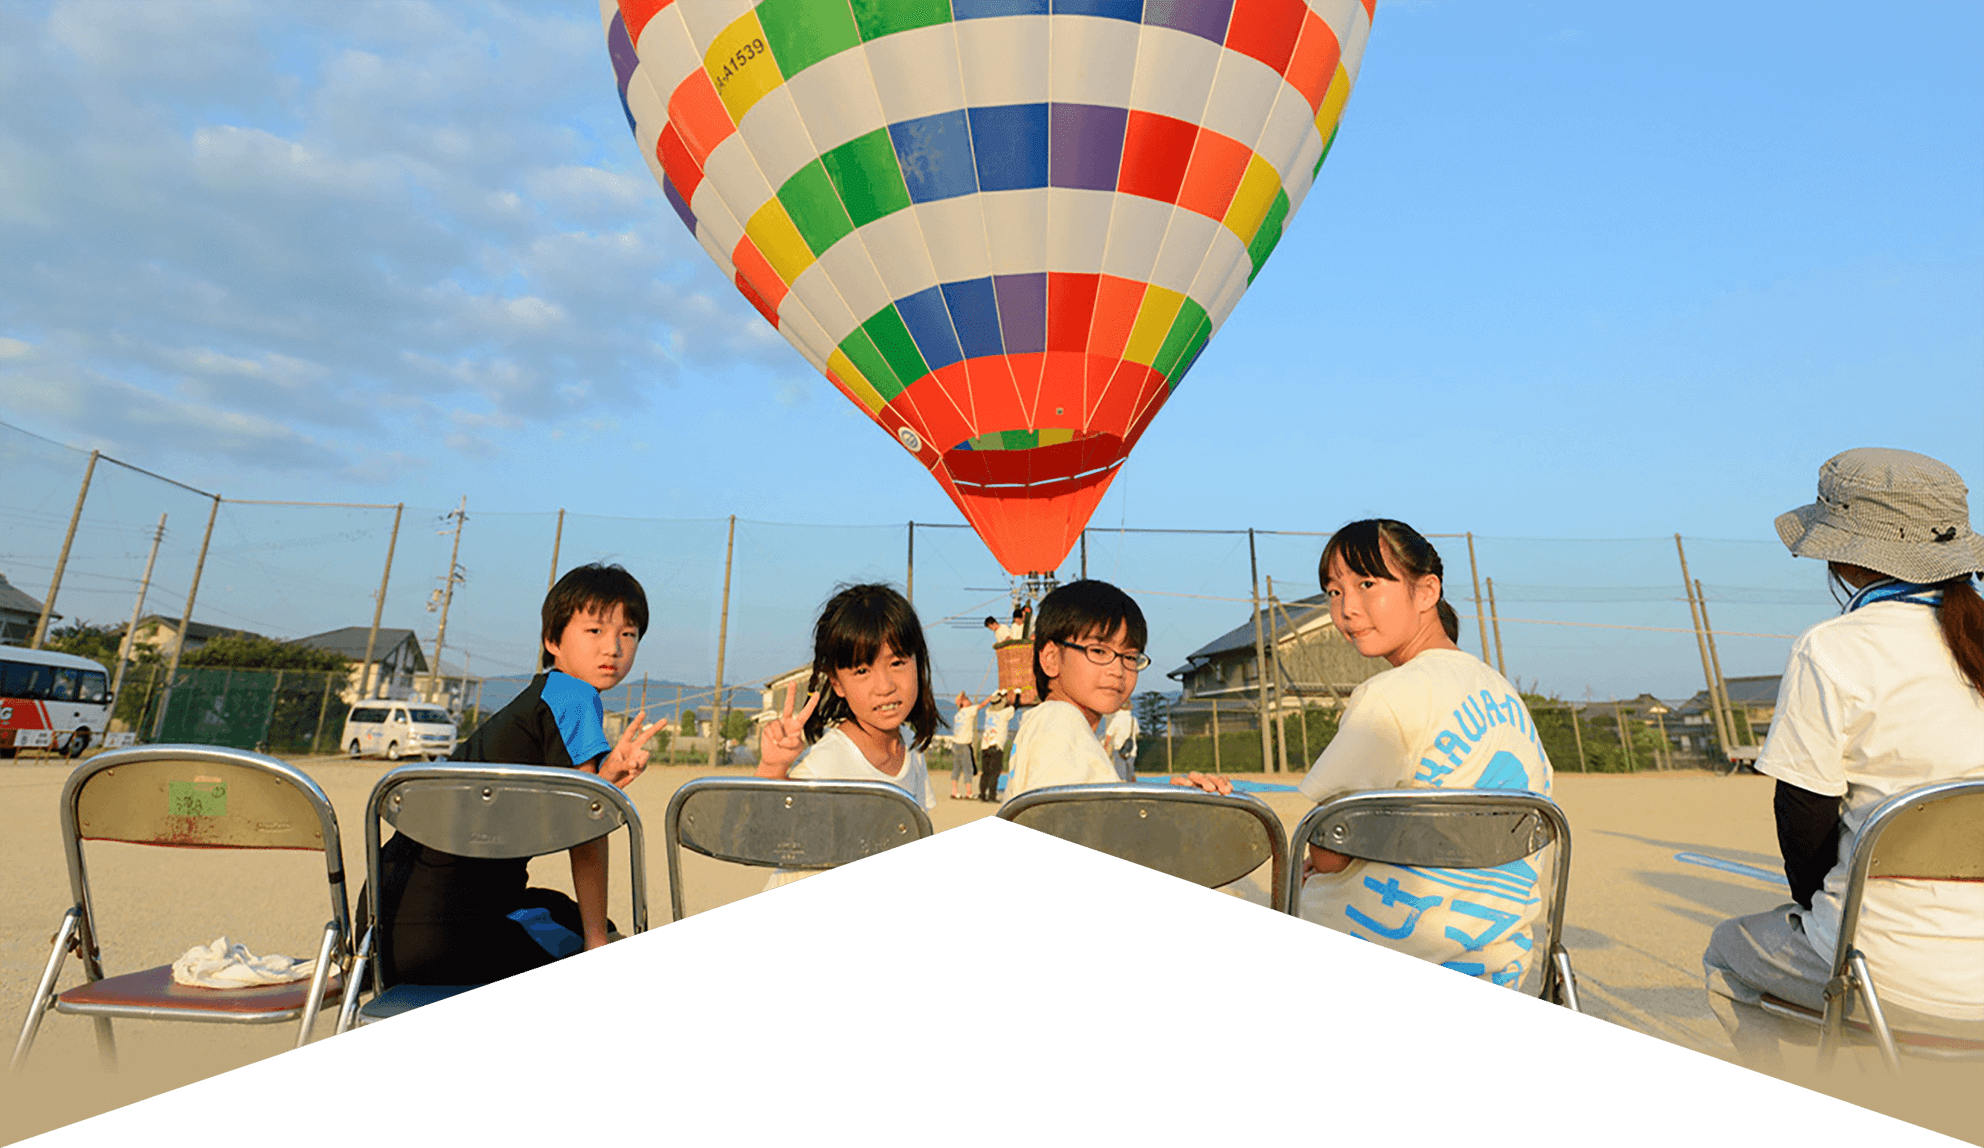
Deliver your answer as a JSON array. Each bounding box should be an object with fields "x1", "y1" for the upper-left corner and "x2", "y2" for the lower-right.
[
  {"x1": 1817, "y1": 969, "x2": 1852, "y2": 1070},
  {"x1": 1551, "y1": 946, "x2": 1582, "y2": 1013},
  {"x1": 92, "y1": 1017, "x2": 118, "y2": 1072},
  {"x1": 9, "y1": 909, "x2": 79, "y2": 1073},
  {"x1": 334, "y1": 928, "x2": 374, "y2": 1036},
  {"x1": 1847, "y1": 951, "x2": 1902, "y2": 1073},
  {"x1": 294, "y1": 921, "x2": 341, "y2": 1049}
]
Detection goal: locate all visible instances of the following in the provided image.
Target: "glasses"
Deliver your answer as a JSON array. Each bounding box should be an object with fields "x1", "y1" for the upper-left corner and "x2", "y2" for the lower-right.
[{"x1": 1054, "y1": 639, "x2": 1152, "y2": 671}]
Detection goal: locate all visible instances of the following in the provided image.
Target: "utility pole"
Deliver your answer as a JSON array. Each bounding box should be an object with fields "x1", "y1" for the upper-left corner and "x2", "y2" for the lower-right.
[
  {"x1": 1079, "y1": 530, "x2": 1088, "y2": 580},
  {"x1": 710, "y1": 515, "x2": 736, "y2": 769},
  {"x1": 1697, "y1": 579, "x2": 1745, "y2": 746},
  {"x1": 1464, "y1": 532, "x2": 1491, "y2": 663},
  {"x1": 1486, "y1": 576, "x2": 1508, "y2": 680},
  {"x1": 429, "y1": 498, "x2": 466, "y2": 705},
  {"x1": 905, "y1": 520, "x2": 914, "y2": 604},
  {"x1": 1568, "y1": 700, "x2": 1587, "y2": 772},
  {"x1": 153, "y1": 495, "x2": 220, "y2": 740},
  {"x1": 1675, "y1": 535, "x2": 1733, "y2": 755},
  {"x1": 1266, "y1": 576, "x2": 1290, "y2": 774},
  {"x1": 32, "y1": 449, "x2": 99, "y2": 649},
  {"x1": 1611, "y1": 697, "x2": 1636, "y2": 771},
  {"x1": 547, "y1": 508, "x2": 565, "y2": 591},
  {"x1": 360, "y1": 503, "x2": 403, "y2": 701},
  {"x1": 111, "y1": 513, "x2": 167, "y2": 702},
  {"x1": 1247, "y1": 529, "x2": 1273, "y2": 773}
]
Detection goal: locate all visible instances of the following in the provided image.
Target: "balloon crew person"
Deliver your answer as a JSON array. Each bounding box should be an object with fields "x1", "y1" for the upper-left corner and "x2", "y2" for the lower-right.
[
  {"x1": 1005, "y1": 581, "x2": 1154, "y2": 802},
  {"x1": 757, "y1": 584, "x2": 939, "y2": 885},
  {"x1": 373, "y1": 564, "x2": 665, "y2": 986}
]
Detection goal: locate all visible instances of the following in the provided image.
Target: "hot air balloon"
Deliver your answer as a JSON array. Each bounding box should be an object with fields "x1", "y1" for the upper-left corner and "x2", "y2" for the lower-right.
[{"x1": 603, "y1": 0, "x2": 1373, "y2": 574}]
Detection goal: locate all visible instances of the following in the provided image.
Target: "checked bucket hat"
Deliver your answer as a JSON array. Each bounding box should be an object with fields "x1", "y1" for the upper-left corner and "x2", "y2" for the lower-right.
[{"x1": 1776, "y1": 448, "x2": 1984, "y2": 584}]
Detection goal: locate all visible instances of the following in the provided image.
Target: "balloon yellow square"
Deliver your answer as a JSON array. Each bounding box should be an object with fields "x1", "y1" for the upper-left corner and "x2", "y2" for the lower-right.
[{"x1": 706, "y1": 12, "x2": 783, "y2": 124}]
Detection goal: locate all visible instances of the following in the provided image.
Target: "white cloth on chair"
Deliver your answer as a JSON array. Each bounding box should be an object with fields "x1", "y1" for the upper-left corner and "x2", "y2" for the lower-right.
[{"x1": 171, "y1": 936, "x2": 317, "y2": 988}]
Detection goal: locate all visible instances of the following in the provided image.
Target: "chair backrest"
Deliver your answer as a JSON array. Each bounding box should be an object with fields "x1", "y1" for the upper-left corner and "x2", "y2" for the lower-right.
[
  {"x1": 1833, "y1": 778, "x2": 1984, "y2": 969},
  {"x1": 663, "y1": 777, "x2": 934, "y2": 921},
  {"x1": 1285, "y1": 789, "x2": 1573, "y2": 988},
  {"x1": 997, "y1": 784, "x2": 1289, "y2": 911},
  {"x1": 364, "y1": 763, "x2": 648, "y2": 936},
  {"x1": 59, "y1": 745, "x2": 350, "y2": 967}
]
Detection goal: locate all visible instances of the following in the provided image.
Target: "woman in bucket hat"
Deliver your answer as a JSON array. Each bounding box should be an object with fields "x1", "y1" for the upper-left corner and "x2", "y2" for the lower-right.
[{"x1": 1703, "y1": 447, "x2": 1984, "y2": 1058}]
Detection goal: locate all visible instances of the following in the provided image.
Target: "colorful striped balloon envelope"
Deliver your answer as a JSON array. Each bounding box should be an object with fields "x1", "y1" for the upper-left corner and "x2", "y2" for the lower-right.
[{"x1": 603, "y1": 0, "x2": 1375, "y2": 574}]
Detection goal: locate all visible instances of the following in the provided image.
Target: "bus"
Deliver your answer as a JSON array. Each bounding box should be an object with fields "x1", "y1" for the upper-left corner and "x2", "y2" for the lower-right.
[{"x1": 0, "y1": 646, "x2": 115, "y2": 758}]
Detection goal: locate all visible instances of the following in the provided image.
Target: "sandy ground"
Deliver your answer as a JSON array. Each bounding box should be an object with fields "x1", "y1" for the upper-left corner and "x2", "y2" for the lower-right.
[{"x1": 0, "y1": 758, "x2": 1978, "y2": 1143}]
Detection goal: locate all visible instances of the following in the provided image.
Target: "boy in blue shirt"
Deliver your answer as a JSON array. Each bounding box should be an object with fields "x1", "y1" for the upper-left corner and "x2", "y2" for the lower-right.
[{"x1": 377, "y1": 564, "x2": 664, "y2": 984}]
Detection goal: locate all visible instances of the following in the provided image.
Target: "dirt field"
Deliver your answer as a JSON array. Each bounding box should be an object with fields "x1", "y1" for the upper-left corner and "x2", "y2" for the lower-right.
[{"x1": 1, "y1": 758, "x2": 1977, "y2": 1143}]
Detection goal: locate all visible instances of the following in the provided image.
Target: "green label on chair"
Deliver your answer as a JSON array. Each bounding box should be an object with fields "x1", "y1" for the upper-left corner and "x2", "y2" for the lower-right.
[{"x1": 168, "y1": 780, "x2": 228, "y2": 817}]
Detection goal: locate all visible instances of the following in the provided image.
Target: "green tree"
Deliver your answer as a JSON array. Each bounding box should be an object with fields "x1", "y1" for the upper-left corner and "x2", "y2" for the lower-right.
[
  {"x1": 720, "y1": 708, "x2": 752, "y2": 743},
  {"x1": 45, "y1": 621, "x2": 130, "y2": 667},
  {"x1": 184, "y1": 634, "x2": 349, "y2": 672},
  {"x1": 678, "y1": 708, "x2": 699, "y2": 736},
  {"x1": 1132, "y1": 691, "x2": 1169, "y2": 739}
]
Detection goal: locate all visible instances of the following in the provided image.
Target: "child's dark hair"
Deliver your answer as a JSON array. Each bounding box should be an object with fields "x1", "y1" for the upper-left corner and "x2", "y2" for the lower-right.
[
  {"x1": 1317, "y1": 520, "x2": 1461, "y2": 642},
  {"x1": 1032, "y1": 580, "x2": 1148, "y2": 699},
  {"x1": 541, "y1": 563, "x2": 649, "y2": 669},
  {"x1": 804, "y1": 583, "x2": 940, "y2": 750}
]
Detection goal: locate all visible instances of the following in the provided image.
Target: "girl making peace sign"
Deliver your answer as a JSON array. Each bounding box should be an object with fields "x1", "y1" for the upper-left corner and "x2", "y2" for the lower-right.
[{"x1": 757, "y1": 583, "x2": 940, "y2": 816}]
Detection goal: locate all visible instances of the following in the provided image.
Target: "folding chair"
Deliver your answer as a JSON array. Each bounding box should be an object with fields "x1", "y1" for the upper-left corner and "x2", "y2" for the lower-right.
[
  {"x1": 334, "y1": 763, "x2": 647, "y2": 1033},
  {"x1": 1753, "y1": 777, "x2": 1984, "y2": 1071},
  {"x1": 1284, "y1": 789, "x2": 1580, "y2": 1010},
  {"x1": 996, "y1": 783, "x2": 1290, "y2": 911},
  {"x1": 11, "y1": 745, "x2": 350, "y2": 1072},
  {"x1": 664, "y1": 777, "x2": 934, "y2": 921}
]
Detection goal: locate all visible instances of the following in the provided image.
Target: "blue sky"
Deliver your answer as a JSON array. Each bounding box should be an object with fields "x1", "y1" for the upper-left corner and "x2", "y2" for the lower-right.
[{"x1": 2, "y1": 1, "x2": 1979, "y2": 703}]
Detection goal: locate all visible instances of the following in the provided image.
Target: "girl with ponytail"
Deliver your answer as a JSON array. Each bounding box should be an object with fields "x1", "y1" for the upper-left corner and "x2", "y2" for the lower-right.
[
  {"x1": 1286, "y1": 519, "x2": 1555, "y2": 990},
  {"x1": 1705, "y1": 448, "x2": 1984, "y2": 1050}
]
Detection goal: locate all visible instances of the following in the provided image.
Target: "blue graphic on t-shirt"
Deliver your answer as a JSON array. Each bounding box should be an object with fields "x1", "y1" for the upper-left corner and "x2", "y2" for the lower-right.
[
  {"x1": 1346, "y1": 876, "x2": 1442, "y2": 939},
  {"x1": 507, "y1": 907, "x2": 583, "y2": 959},
  {"x1": 1476, "y1": 750, "x2": 1529, "y2": 791},
  {"x1": 1444, "y1": 898, "x2": 1520, "y2": 950}
]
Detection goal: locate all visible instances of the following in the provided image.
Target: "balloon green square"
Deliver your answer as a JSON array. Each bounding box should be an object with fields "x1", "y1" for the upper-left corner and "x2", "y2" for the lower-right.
[
  {"x1": 839, "y1": 329, "x2": 906, "y2": 401},
  {"x1": 1246, "y1": 189, "x2": 1291, "y2": 282},
  {"x1": 757, "y1": 0, "x2": 862, "y2": 79},
  {"x1": 1153, "y1": 298, "x2": 1210, "y2": 383},
  {"x1": 861, "y1": 306, "x2": 932, "y2": 392},
  {"x1": 851, "y1": 0, "x2": 952, "y2": 42},
  {"x1": 778, "y1": 160, "x2": 855, "y2": 256},
  {"x1": 821, "y1": 129, "x2": 913, "y2": 230}
]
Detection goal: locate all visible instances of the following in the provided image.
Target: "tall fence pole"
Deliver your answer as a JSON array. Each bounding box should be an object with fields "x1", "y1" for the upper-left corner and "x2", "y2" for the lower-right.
[
  {"x1": 1079, "y1": 530, "x2": 1088, "y2": 580},
  {"x1": 1265, "y1": 576, "x2": 1290, "y2": 774},
  {"x1": 547, "y1": 508, "x2": 565, "y2": 590},
  {"x1": 905, "y1": 520, "x2": 914, "y2": 604},
  {"x1": 31, "y1": 449, "x2": 99, "y2": 649},
  {"x1": 1464, "y1": 532, "x2": 1491, "y2": 664},
  {"x1": 1568, "y1": 702, "x2": 1588, "y2": 772},
  {"x1": 1247, "y1": 529, "x2": 1273, "y2": 773},
  {"x1": 710, "y1": 515, "x2": 736, "y2": 769},
  {"x1": 312, "y1": 672, "x2": 335, "y2": 754},
  {"x1": 1696, "y1": 579, "x2": 1745, "y2": 747},
  {"x1": 361, "y1": 503, "x2": 403, "y2": 702},
  {"x1": 110, "y1": 512, "x2": 167, "y2": 703},
  {"x1": 1674, "y1": 535, "x2": 1733, "y2": 755},
  {"x1": 1611, "y1": 696, "x2": 1636, "y2": 771},
  {"x1": 153, "y1": 494, "x2": 220, "y2": 740},
  {"x1": 1486, "y1": 576, "x2": 1508, "y2": 680},
  {"x1": 1210, "y1": 698, "x2": 1221, "y2": 773},
  {"x1": 430, "y1": 497, "x2": 466, "y2": 705}
]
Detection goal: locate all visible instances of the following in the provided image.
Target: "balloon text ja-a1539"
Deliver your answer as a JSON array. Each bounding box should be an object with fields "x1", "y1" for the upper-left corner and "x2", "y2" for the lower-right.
[{"x1": 604, "y1": 0, "x2": 1374, "y2": 574}]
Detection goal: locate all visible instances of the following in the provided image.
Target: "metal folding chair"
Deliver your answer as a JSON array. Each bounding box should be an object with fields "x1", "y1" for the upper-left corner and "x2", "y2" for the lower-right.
[
  {"x1": 1285, "y1": 789, "x2": 1580, "y2": 1009},
  {"x1": 334, "y1": 763, "x2": 647, "y2": 1033},
  {"x1": 1754, "y1": 778, "x2": 1984, "y2": 1071},
  {"x1": 663, "y1": 777, "x2": 934, "y2": 921},
  {"x1": 996, "y1": 783, "x2": 1290, "y2": 911},
  {"x1": 11, "y1": 746, "x2": 350, "y2": 1072}
]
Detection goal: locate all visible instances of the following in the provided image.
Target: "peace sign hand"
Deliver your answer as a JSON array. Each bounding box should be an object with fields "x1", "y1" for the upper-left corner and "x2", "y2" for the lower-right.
[
  {"x1": 756, "y1": 689, "x2": 820, "y2": 778},
  {"x1": 599, "y1": 710, "x2": 666, "y2": 789}
]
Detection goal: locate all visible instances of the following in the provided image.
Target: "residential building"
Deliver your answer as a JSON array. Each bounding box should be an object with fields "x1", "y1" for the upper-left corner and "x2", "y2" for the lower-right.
[
  {"x1": 1166, "y1": 593, "x2": 1389, "y2": 730},
  {"x1": 125, "y1": 615, "x2": 265, "y2": 656},
  {"x1": 1675, "y1": 674, "x2": 1780, "y2": 746},
  {"x1": 290, "y1": 627, "x2": 428, "y2": 701},
  {"x1": 0, "y1": 573, "x2": 53, "y2": 645}
]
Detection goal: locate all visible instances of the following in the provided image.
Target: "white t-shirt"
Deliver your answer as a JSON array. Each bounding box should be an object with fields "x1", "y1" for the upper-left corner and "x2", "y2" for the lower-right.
[
  {"x1": 951, "y1": 704, "x2": 980, "y2": 748},
  {"x1": 764, "y1": 726, "x2": 935, "y2": 891},
  {"x1": 1295, "y1": 649, "x2": 1553, "y2": 988},
  {"x1": 1103, "y1": 709, "x2": 1138, "y2": 756},
  {"x1": 980, "y1": 703, "x2": 1016, "y2": 751},
  {"x1": 1003, "y1": 699, "x2": 1119, "y2": 802},
  {"x1": 1755, "y1": 601, "x2": 1984, "y2": 1020}
]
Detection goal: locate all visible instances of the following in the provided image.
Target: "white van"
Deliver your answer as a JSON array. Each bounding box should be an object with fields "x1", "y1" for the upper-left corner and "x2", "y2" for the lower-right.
[{"x1": 340, "y1": 703, "x2": 457, "y2": 761}]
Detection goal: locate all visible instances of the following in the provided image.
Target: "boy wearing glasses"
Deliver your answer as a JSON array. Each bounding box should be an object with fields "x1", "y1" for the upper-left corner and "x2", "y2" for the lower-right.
[{"x1": 1005, "y1": 580, "x2": 1154, "y2": 802}]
